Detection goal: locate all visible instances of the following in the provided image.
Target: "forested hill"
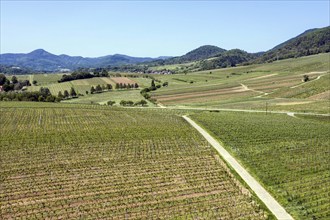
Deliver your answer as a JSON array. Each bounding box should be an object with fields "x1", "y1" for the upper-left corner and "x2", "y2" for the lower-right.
[
  {"x1": 198, "y1": 49, "x2": 261, "y2": 70},
  {"x1": 146, "y1": 45, "x2": 227, "y2": 66},
  {"x1": 253, "y1": 26, "x2": 330, "y2": 63}
]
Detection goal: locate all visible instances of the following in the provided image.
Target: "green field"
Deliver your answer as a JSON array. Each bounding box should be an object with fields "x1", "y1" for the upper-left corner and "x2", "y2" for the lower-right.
[
  {"x1": 191, "y1": 111, "x2": 330, "y2": 219},
  {"x1": 150, "y1": 53, "x2": 330, "y2": 113},
  {"x1": 23, "y1": 76, "x2": 153, "y2": 105},
  {"x1": 62, "y1": 89, "x2": 154, "y2": 106},
  {"x1": 9, "y1": 53, "x2": 330, "y2": 113},
  {"x1": 0, "y1": 102, "x2": 270, "y2": 219}
]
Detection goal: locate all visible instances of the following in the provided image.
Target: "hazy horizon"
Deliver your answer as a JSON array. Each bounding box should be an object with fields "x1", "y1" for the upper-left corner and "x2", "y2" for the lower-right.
[{"x1": 1, "y1": 1, "x2": 329, "y2": 57}]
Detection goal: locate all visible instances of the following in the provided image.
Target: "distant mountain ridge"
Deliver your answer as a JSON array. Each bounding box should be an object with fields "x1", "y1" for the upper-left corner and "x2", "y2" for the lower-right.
[
  {"x1": 0, "y1": 49, "x2": 165, "y2": 72},
  {"x1": 1, "y1": 26, "x2": 329, "y2": 72}
]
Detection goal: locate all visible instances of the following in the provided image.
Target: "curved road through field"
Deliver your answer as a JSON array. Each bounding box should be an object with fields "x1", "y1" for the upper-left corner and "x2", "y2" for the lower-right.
[{"x1": 183, "y1": 115, "x2": 294, "y2": 220}]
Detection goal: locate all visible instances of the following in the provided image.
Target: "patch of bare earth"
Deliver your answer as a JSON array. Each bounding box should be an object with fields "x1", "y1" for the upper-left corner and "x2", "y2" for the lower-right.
[
  {"x1": 111, "y1": 77, "x2": 137, "y2": 84},
  {"x1": 101, "y1": 77, "x2": 114, "y2": 84},
  {"x1": 276, "y1": 101, "x2": 313, "y2": 106},
  {"x1": 245, "y1": 73, "x2": 278, "y2": 81},
  {"x1": 308, "y1": 90, "x2": 330, "y2": 100},
  {"x1": 156, "y1": 86, "x2": 252, "y2": 102}
]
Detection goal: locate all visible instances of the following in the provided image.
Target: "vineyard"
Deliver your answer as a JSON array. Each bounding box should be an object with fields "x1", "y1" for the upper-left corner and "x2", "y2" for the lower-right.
[
  {"x1": 150, "y1": 53, "x2": 329, "y2": 113},
  {"x1": 191, "y1": 111, "x2": 330, "y2": 219},
  {"x1": 0, "y1": 102, "x2": 270, "y2": 219}
]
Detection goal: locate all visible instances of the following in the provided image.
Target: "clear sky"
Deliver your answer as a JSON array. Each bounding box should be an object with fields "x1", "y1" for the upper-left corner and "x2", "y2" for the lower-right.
[{"x1": 0, "y1": 1, "x2": 329, "y2": 57}]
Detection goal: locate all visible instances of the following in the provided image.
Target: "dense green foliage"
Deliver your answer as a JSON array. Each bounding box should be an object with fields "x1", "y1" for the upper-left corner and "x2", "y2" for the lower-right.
[
  {"x1": 58, "y1": 68, "x2": 109, "y2": 83},
  {"x1": 173, "y1": 45, "x2": 226, "y2": 63},
  {"x1": 198, "y1": 49, "x2": 259, "y2": 70},
  {"x1": 0, "y1": 103, "x2": 269, "y2": 219},
  {"x1": 254, "y1": 26, "x2": 330, "y2": 63},
  {"x1": 0, "y1": 87, "x2": 57, "y2": 102},
  {"x1": 0, "y1": 64, "x2": 34, "y2": 74},
  {"x1": 146, "y1": 45, "x2": 226, "y2": 66},
  {"x1": 0, "y1": 74, "x2": 31, "y2": 91},
  {"x1": 191, "y1": 112, "x2": 330, "y2": 219}
]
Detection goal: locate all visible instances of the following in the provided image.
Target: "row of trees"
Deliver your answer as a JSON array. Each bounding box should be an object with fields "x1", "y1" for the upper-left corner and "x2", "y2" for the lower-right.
[
  {"x1": 57, "y1": 87, "x2": 78, "y2": 100},
  {"x1": 90, "y1": 84, "x2": 112, "y2": 94},
  {"x1": 119, "y1": 100, "x2": 148, "y2": 106},
  {"x1": 140, "y1": 80, "x2": 168, "y2": 103},
  {"x1": 0, "y1": 87, "x2": 57, "y2": 102},
  {"x1": 89, "y1": 83, "x2": 139, "y2": 94},
  {"x1": 0, "y1": 74, "x2": 31, "y2": 92},
  {"x1": 58, "y1": 68, "x2": 109, "y2": 83},
  {"x1": 115, "y1": 83, "x2": 139, "y2": 89}
]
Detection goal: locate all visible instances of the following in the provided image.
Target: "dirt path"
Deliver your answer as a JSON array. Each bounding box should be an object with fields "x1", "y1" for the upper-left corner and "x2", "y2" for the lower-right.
[
  {"x1": 29, "y1": 75, "x2": 34, "y2": 86},
  {"x1": 128, "y1": 105, "x2": 329, "y2": 117},
  {"x1": 290, "y1": 73, "x2": 328, "y2": 89},
  {"x1": 157, "y1": 103, "x2": 166, "y2": 108},
  {"x1": 239, "y1": 83, "x2": 269, "y2": 98},
  {"x1": 182, "y1": 115, "x2": 294, "y2": 220}
]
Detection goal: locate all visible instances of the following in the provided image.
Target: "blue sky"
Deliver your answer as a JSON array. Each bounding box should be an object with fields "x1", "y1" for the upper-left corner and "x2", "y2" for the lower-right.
[{"x1": 1, "y1": 1, "x2": 329, "y2": 57}]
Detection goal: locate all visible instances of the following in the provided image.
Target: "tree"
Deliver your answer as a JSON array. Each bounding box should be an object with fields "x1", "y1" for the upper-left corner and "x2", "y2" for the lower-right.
[
  {"x1": 303, "y1": 75, "x2": 309, "y2": 82},
  {"x1": 63, "y1": 90, "x2": 69, "y2": 98},
  {"x1": 90, "y1": 86, "x2": 96, "y2": 94},
  {"x1": 162, "y1": 82, "x2": 168, "y2": 87},
  {"x1": 22, "y1": 80, "x2": 31, "y2": 87},
  {"x1": 46, "y1": 95, "x2": 55, "y2": 102},
  {"x1": 107, "y1": 100, "x2": 116, "y2": 106},
  {"x1": 58, "y1": 91, "x2": 64, "y2": 100},
  {"x1": 70, "y1": 87, "x2": 77, "y2": 97},
  {"x1": 115, "y1": 83, "x2": 119, "y2": 89},
  {"x1": 101, "y1": 69, "x2": 109, "y2": 77},
  {"x1": 151, "y1": 80, "x2": 155, "y2": 88},
  {"x1": 11, "y1": 76, "x2": 18, "y2": 84},
  {"x1": 14, "y1": 82, "x2": 23, "y2": 90},
  {"x1": 106, "y1": 84, "x2": 112, "y2": 90},
  {"x1": 134, "y1": 83, "x2": 139, "y2": 88},
  {"x1": 96, "y1": 84, "x2": 102, "y2": 92},
  {"x1": 120, "y1": 100, "x2": 127, "y2": 106},
  {"x1": 0, "y1": 74, "x2": 7, "y2": 85},
  {"x1": 32, "y1": 80, "x2": 37, "y2": 85},
  {"x1": 38, "y1": 96, "x2": 45, "y2": 102},
  {"x1": 126, "y1": 101, "x2": 134, "y2": 106},
  {"x1": 39, "y1": 87, "x2": 51, "y2": 97},
  {"x1": 135, "y1": 99, "x2": 148, "y2": 106}
]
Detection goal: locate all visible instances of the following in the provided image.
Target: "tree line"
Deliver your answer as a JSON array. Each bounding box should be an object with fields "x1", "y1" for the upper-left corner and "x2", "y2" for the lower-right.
[
  {"x1": 0, "y1": 87, "x2": 57, "y2": 102},
  {"x1": 0, "y1": 74, "x2": 31, "y2": 92},
  {"x1": 58, "y1": 68, "x2": 109, "y2": 83}
]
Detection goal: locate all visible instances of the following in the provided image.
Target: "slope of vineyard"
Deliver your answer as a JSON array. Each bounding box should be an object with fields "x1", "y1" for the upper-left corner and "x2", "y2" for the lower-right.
[
  {"x1": 191, "y1": 111, "x2": 330, "y2": 220},
  {"x1": 150, "y1": 53, "x2": 329, "y2": 113},
  {"x1": 0, "y1": 102, "x2": 270, "y2": 219}
]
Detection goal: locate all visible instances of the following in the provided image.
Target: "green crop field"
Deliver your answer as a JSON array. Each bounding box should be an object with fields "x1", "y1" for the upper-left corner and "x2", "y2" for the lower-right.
[
  {"x1": 62, "y1": 89, "x2": 153, "y2": 106},
  {"x1": 191, "y1": 111, "x2": 330, "y2": 219},
  {"x1": 150, "y1": 53, "x2": 329, "y2": 113},
  {"x1": 0, "y1": 102, "x2": 270, "y2": 219},
  {"x1": 22, "y1": 76, "x2": 152, "y2": 105}
]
